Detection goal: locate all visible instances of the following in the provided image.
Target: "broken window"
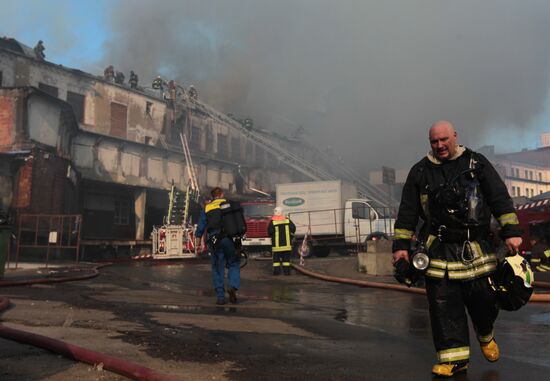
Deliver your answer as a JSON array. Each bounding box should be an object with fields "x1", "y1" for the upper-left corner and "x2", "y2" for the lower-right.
[
  {"x1": 255, "y1": 145, "x2": 265, "y2": 167},
  {"x1": 110, "y1": 102, "x2": 127, "y2": 138},
  {"x1": 231, "y1": 137, "x2": 241, "y2": 161},
  {"x1": 190, "y1": 126, "x2": 201, "y2": 149},
  {"x1": 66, "y1": 91, "x2": 85, "y2": 123},
  {"x1": 246, "y1": 141, "x2": 254, "y2": 164},
  {"x1": 38, "y1": 83, "x2": 58, "y2": 97},
  {"x1": 145, "y1": 101, "x2": 152, "y2": 116},
  {"x1": 114, "y1": 198, "x2": 130, "y2": 225},
  {"x1": 217, "y1": 133, "x2": 228, "y2": 158},
  {"x1": 205, "y1": 126, "x2": 213, "y2": 152}
]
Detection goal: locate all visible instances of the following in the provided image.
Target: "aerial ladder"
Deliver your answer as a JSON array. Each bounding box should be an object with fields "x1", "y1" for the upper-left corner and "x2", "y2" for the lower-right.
[
  {"x1": 151, "y1": 131, "x2": 201, "y2": 259},
  {"x1": 173, "y1": 91, "x2": 392, "y2": 206}
]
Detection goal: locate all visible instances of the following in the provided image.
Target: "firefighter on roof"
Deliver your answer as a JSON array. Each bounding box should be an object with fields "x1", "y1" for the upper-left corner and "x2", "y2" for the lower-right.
[{"x1": 392, "y1": 120, "x2": 522, "y2": 377}]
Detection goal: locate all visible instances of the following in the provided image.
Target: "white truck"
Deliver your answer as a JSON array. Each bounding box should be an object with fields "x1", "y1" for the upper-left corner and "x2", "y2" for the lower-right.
[{"x1": 276, "y1": 180, "x2": 394, "y2": 257}]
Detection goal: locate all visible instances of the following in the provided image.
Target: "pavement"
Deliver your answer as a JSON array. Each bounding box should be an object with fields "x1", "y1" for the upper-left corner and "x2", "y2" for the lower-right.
[{"x1": 0, "y1": 255, "x2": 549, "y2": 381}]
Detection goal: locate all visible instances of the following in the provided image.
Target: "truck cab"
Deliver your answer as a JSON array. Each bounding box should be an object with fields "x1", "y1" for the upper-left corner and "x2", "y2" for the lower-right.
[
  {"x1": 344, "y1": 199, "x2": 395, "y2": 244},
  {"x1": 241, "y1": 199, "x2": 275, "y2": 253}
]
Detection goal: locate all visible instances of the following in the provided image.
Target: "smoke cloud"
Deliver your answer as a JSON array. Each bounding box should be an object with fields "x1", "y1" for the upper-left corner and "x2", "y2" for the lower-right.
[{"x1": 103, "y1": 0, "x2": 550, "y2": 170}]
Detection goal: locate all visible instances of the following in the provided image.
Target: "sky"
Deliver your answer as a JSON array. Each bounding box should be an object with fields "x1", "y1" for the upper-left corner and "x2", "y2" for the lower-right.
[{"x1": 3, "y1": 0, "x2": 550, "y2": 172}]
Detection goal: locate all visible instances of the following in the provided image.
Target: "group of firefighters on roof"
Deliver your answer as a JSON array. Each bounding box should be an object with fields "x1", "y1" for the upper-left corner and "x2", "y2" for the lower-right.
[
  {"x1": 193, "y1": 120, "x2": 538, "y2": 378},
  {"x1": 33, "y1": 40, "x2": 199, "y2": 102}
]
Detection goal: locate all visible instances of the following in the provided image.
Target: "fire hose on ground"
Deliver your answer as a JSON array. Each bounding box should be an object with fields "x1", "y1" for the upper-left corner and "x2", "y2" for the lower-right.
[
  {"x1": 291, "y1": 264, "x2": 550, "y2": 302},
  {"x1": 0, "y1": 265, "x2": 184, "y2": 381}
]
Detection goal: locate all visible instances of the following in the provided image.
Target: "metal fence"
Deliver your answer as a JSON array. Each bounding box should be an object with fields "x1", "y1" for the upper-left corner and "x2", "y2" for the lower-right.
[{"x1": 11, "y1": 214, "x2": 82, "y2": 268}]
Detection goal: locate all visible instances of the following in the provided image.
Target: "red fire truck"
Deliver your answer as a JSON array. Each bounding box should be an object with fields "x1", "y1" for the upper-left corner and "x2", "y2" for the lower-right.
[
  {"x1": 515, "y1": 197, "x2": 550, "y2": 255},
  {"x1": 241, "y1": 199, "x2": 275, "y2": 254}
]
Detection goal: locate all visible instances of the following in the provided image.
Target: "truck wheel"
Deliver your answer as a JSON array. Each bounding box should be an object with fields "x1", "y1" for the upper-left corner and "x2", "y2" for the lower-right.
[
  {"x1": 314, "y1": 247, "x2": 330, "y2": 257},
  {"x1": 293, "y1": 240, "x2": 312, "y2": 258}
]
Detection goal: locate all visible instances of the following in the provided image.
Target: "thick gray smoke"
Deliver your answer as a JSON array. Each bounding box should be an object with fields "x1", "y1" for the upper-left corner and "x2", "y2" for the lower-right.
[{"x1": 103, "y1": 0, "x2": 550, "y2": 170}]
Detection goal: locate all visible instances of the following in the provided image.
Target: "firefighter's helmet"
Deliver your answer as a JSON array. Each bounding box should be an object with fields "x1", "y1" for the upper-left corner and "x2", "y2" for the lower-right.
[{"x1": 490, "y1": 254, "x2": 534, "y2": 311}]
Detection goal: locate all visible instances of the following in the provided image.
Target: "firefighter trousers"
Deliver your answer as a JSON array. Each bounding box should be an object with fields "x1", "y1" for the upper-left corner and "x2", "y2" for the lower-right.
[
  {"x1": 273, "y1": 250, "x2": 291, "y2": 275},
  {"x1": 425, "y1": 274, "x2": 498, "y2": 364},
  {"x1": 209, "y1": 237, "x2": 240, "y2": 298}
]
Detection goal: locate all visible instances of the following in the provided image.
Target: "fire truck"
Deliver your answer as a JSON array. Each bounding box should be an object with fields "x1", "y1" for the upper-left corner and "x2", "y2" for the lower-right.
[
  {"x1": 515, "y1": 197, "x2": 550, "y2": 255},
  {"x1": 241, "y1": 199, "x2": 275, "y2": 254}
]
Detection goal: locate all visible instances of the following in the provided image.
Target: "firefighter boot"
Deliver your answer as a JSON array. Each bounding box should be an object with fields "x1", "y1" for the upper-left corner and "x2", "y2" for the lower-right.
[
  {"x1": 431, "y1": 362, "x2": 468, "y2": 377},
  {"x1": 480, "y1": 339, "x2": 499, "y2": 362}
]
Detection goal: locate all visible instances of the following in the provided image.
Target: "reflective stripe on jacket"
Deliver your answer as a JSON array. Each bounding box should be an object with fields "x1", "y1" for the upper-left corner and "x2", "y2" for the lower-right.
[{"x1": 269, "y1": 218, "x2": 293, "y2": 252}]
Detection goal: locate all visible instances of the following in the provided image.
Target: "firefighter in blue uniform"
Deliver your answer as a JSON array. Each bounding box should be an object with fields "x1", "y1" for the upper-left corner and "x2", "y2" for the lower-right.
[
  {"x1": 195, "y1": 187, "x2": 240, "y2": 305},
  {"x1": 392, "y1": 121, "x2": 522, "y2": 377},
  {"x1": 267, "y1": 207, "x2": 296, "y2": 275}
]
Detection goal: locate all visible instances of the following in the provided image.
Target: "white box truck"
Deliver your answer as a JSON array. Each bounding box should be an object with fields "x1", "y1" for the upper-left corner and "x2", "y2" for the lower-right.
[{"x1": 276, "y1": 180, "x2": 394, "y2": 257}]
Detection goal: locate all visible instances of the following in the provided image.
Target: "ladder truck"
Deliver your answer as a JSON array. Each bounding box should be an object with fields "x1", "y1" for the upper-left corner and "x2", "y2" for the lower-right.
[{"x1": 151, "y1": 133, "x2": 201, "y2": 259}]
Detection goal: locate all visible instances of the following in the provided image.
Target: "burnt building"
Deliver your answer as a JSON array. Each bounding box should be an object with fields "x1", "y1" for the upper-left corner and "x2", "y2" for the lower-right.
[{"x1": 0, "y1": 37, "x2": 306, "y2": 256}]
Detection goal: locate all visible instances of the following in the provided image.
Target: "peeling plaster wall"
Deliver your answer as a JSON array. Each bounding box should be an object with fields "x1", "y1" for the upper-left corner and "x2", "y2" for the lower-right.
[
  {"x1": 1, "y1": 49, "x2": 304, "y2": 197},
  {"x1": 1, "y1": 50, "x2": 167, "y2": 146},
  {"x1": 28, "y1": 97, "x2": 60, "y2": 147}
]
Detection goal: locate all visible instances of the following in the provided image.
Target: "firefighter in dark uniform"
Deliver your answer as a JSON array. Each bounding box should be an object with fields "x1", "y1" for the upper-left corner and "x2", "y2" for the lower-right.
[
  {"x1": 195, "y1": 187, "x2": 240, "y2": 305},
  {"x1": 268, "y1": 207, "x2": 296, "y2": 275},
  {"x1": 392, "y1": 120, "x2": 522, "y2": 377}
]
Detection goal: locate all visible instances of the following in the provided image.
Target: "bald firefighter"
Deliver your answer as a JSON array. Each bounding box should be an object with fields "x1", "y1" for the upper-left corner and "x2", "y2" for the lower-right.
[{"x1": 392, "y1": 120, "x2": 522, "y2": 377}]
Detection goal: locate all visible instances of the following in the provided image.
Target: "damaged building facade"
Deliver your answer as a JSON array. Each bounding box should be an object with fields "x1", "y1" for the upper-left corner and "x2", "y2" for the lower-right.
[{"x1": 0, "y1": 37, "x2": 313, "y2": 257}]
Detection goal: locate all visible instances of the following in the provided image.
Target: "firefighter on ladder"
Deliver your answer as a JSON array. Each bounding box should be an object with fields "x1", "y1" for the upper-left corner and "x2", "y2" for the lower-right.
[{"x1": 268, "y1": 207, "x2": 296, "y2": 275}]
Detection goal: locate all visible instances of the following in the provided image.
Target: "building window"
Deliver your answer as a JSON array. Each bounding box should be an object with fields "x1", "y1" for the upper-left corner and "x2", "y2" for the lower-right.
[
  {"x1": 530, "y1": 189, "x2": 534, "y2": 198},
  {"x1": 529, "y1": 171, "x2": 533, "y2": 180},
  {"x1": 539, "y1": 172, "x2": 542, "y2": 181},
  {"x1": 525, "y1": 170, "x2": 528, "y2": 179},
  {"x1": 110, "y1": 102, "x2": 127, "y2": 138},
  {"x1": 517, "y1": 188, "x2": 521, "y2": 196},
  {"x1": 38, "y1": 83, "x2": 59, "y2": 97},
  {"x1": 205, "y1": 126, "x2": 213, "y2": 152},
  {"x1": 511, "y1": 186, "x2": 516, "y2": 196},
  {"x1": 217, "y1": 133, "x2": 228, "y2": 158},
  {"x1": 0, "y1": 71, "x2": 3, "y2": 86},
  {"x1": 515, "y1": 168, "x2": 520, "y2": 177},
  {"x1": 231, "y1": 137, "x2": 241, "y2": 161},
  {"x1": 114, "y1": 198, "x2": 130, "y2": 225},
  {"x1": 66, "y1": 91, "x2": 85, "y2": 123},
  {"x1": 255, "y1": 145, "x2": 265, "y2": 167},
  {"x1": 246, "y1": 141, "x2": 254, "y2": 164},
  {"x1": 145, "y1": 101, "x2": 152, "y2": 116},
  {"x1": 190, "y1": 126, "x2": 201, "y2": 149}
]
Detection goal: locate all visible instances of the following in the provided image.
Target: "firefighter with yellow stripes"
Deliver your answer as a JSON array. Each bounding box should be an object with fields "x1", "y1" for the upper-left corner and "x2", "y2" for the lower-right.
[
  {"x1": 392, "y1": 121, "x2": 522, "y2": 377},
  {"x1": 530, "y1": 236, "x2": 550, "y2": 272},
  {"x1": 268, "y1": 207, "x2": 296, "y2": 275}
]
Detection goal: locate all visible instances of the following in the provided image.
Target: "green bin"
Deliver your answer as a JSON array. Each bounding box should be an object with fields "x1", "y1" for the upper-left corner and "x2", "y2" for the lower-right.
[{"x1": 0, "y1": 225, "x2": 11, "y2": 278}]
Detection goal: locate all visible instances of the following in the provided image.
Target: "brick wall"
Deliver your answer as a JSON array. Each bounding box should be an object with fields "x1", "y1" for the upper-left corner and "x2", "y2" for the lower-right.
[
  {"x1": 14, "y1": 161, "x2": 32, "y2": 209},
  {"x1": 0, "y1": 95, "x2": 15, "y2": 148}
]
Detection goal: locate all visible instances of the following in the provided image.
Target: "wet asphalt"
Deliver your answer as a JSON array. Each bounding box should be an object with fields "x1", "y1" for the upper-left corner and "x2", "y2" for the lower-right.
[{"x1": 0, "y1": 256, "x2": 549, "y2": 381}]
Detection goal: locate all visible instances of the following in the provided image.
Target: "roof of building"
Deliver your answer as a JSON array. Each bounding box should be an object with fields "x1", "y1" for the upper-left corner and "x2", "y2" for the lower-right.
[
  {"x1": 496, "y1": 146, "x2": 550, "y2": 167},
  {"x1": 0, "y1": 36, "x2": 36, "y2": 58}
]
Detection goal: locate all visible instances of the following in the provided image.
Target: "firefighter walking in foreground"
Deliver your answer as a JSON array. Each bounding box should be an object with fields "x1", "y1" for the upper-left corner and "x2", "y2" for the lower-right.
[
  {"x1": 195, "y1": 187, "x2": 240, "y2": 305},
  {"x1": 268, "y1": 207, "x2": 296, "y2": 275},
  {"x1": 392, "y1": 120, "x2": 522, "y2": 377}
]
